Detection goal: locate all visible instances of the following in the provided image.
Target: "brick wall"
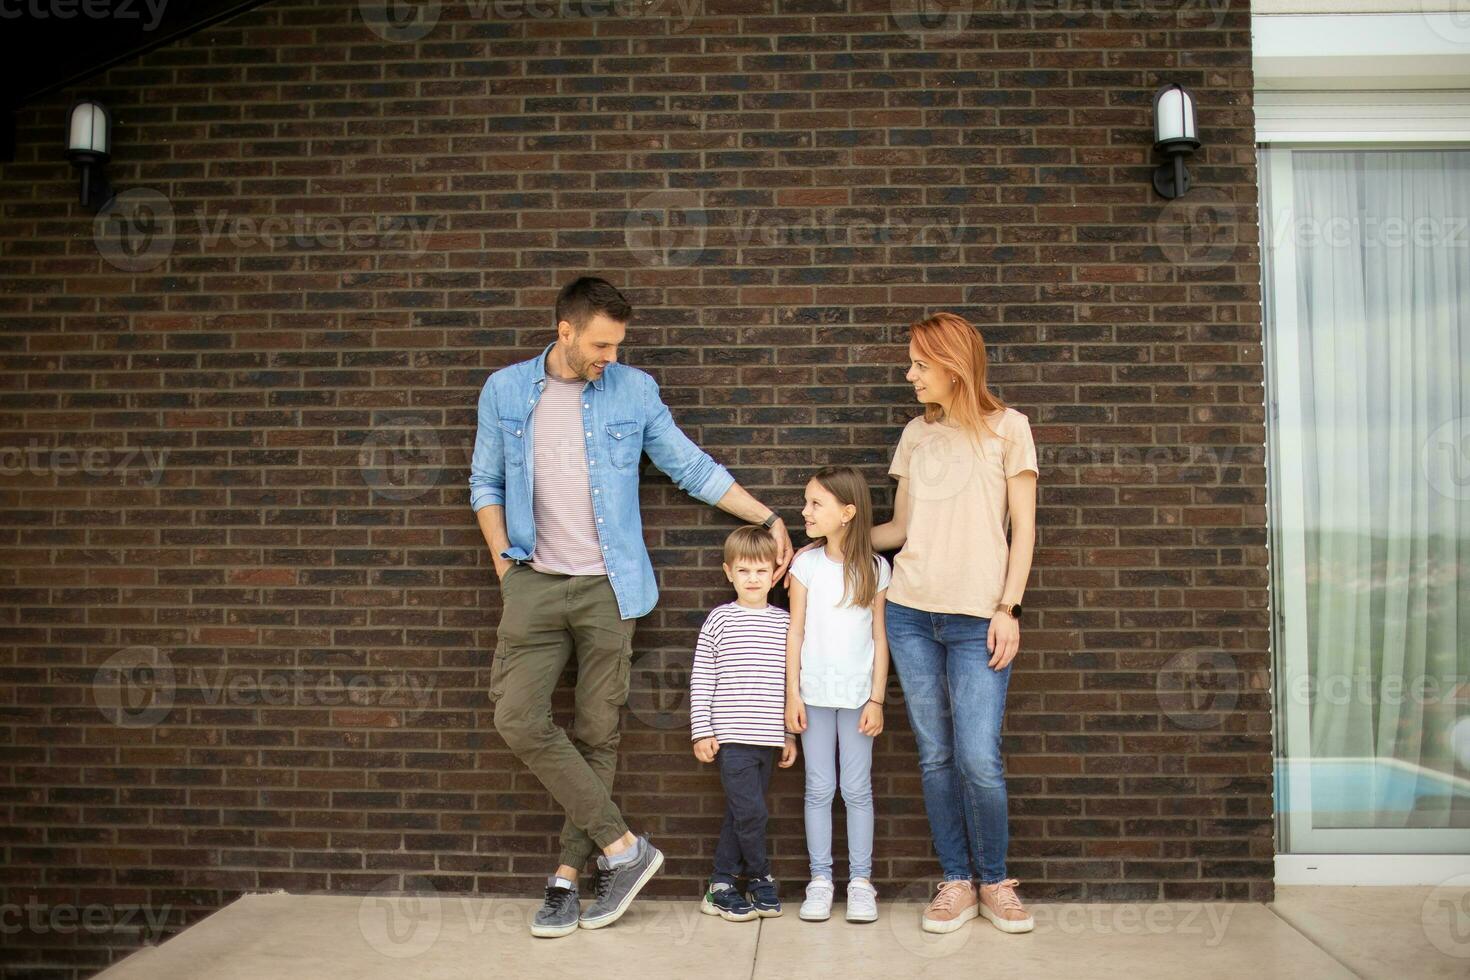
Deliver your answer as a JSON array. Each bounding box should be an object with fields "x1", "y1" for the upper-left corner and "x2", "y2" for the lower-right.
[{"x1": 0, "y1": 0, "x2": 1270, "y2": 974}]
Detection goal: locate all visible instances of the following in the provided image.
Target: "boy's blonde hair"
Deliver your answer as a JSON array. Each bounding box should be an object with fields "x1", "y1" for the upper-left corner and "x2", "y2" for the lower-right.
[{"x1": 722, "y1": 525, "x2": 779, "y2": 570}]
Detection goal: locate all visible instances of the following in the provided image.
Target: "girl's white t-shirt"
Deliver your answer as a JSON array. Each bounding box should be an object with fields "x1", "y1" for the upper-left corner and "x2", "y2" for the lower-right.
[{"x1": 790, "y1": 547, "x2": 891, "y2": 709}]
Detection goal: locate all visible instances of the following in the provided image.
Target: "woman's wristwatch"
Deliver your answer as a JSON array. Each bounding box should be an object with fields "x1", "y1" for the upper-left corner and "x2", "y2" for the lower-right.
[{"x1": 995, "y1": 601, "x2": 1023, "y2": 620}]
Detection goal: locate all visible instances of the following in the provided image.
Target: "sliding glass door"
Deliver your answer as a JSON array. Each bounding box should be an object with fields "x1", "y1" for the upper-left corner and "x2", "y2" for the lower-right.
[{"x1": 1262, "y1": 146, "x2": 1470, "y2": 854}]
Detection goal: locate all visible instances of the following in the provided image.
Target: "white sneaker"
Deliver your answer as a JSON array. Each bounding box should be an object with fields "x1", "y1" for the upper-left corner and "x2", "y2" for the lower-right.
[
  {"x1": 798, "y1": 878, "x2": 834, "y2": 921},
  {"x1": 845, "y1": 878, "x2": 878, "y2": 923}
]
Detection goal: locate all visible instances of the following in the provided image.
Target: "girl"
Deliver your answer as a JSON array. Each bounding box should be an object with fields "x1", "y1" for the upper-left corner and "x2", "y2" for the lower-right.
[{"x1": 784, "y1": 465, "x2": 891, "y2": 924}]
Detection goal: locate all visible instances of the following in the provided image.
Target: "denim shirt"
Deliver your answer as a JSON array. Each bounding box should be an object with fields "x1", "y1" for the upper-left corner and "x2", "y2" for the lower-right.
[{"x1": 469, "y1": 341, "x2": 737, "y2": 620}]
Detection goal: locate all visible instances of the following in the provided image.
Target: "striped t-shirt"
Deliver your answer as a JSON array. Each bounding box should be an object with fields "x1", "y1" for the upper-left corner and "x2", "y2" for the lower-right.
[{"x1": 689, "y1": 601, "x2": 790, "y2": 749}]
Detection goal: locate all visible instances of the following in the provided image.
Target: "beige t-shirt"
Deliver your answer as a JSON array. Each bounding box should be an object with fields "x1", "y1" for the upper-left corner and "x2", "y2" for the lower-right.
[{"x1": 886, "y1": 408, "x2": 1038, "y2": 617}]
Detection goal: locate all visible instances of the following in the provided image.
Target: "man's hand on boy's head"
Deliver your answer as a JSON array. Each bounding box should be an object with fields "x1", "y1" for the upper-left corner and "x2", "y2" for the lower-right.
[
  {"x1": 692, "y1": 736, "x2": 719, "y2": 763},
  {"x1": 779, "y1": 735, "x2": 797, "y2": 768}
]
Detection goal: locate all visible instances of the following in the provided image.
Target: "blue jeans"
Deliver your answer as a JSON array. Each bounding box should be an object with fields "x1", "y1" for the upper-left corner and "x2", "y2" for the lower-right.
[{"x1": 885, "y1": 598, "x2": 1011, "y2": 884}]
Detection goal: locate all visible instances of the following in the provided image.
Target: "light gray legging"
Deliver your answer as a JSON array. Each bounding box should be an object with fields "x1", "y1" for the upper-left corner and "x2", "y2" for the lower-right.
[{"x1": 801, "y1": 705, "x2": 874, "y2": 881}]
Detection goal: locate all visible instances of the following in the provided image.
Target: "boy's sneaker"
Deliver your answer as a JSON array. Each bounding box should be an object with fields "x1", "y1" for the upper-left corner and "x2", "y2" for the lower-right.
[
  {"x1": 845, "y1": 878, "x2": 878, "y2": 923},
  {"x1": 578, "y1": 835, "x2": 664, "y2": 930},
  {"x1": 701, "y1": 881, "x2": 757, "y2": 922},
  {"x1": 920, "y1": 879, "x2": 979, "y2": 934},
  {"x1": 746, "y1": 874, "x2": 781, "y2": 917},
  {"x1": 798, "y1": 878, "x2": 834, "y2": 921},
  {"x1": 977, "y1": 878, "x2": 1034, "y2": 933},
  {"x1": 530, "y1": 875, "x2": 580, "y2": 938}
]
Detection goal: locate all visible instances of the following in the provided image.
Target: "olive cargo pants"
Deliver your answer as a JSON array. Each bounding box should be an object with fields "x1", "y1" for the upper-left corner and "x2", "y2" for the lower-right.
[{"x1": 490, "y1": 563, "x2": 638, "y2": 872}]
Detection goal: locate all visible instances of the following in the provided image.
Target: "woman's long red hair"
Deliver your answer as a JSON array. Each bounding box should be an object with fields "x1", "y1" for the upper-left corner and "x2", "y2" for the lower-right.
[{"x1": 909, "y1": 311, "x2": 1008, "y2": 443}]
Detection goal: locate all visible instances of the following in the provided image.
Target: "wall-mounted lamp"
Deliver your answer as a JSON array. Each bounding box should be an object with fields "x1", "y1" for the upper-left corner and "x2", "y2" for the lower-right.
[
  {"x1": 66, "y1": 99, "x2": 114, "y2": 212},
  {"x1": 1151, "y1": 82, "x2": 1199, "y2": 200}
]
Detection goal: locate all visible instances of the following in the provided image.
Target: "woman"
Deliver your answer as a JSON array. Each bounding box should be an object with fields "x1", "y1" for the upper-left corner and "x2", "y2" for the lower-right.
[{"x1": 787, "y1": 311, "x2": 1038, "y2": 934}]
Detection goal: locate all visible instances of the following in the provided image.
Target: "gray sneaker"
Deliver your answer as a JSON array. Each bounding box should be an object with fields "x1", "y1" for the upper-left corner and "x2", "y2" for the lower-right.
[
  {"x1": 531, "y1": 875, "x2": 580, "y2": 938},
  {"x1": 578, "y1": 836, "x2": 665, "y2": 930}
]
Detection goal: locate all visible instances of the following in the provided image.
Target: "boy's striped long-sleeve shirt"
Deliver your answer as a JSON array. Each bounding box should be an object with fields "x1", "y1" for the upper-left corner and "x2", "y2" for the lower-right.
[{"x1": 688, "y1": 601, "x2": 790, "y2": 749}]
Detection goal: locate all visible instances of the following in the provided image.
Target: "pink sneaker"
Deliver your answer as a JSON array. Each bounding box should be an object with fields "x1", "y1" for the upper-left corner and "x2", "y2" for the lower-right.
[
  {"x1": 977, "y1": 878, "x2": 1034, "y2": 933},
  {"x1": 920, "y1": 880, "x2": 978, "y2": 934}
]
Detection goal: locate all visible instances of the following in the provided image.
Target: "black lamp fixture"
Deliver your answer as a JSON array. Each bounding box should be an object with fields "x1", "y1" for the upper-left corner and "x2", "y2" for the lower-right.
[
  {"x1": 1151, "y1": 82, "x2": 1200, "y2": 200},
  {"x1": 66, "y1": 98, "x2": 114, "y2": 212}
]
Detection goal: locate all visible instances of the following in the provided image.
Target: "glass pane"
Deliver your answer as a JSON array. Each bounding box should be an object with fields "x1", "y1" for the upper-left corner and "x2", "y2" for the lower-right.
[{"x1": 1274, "y1": 149, "x2": 1470, "y2": 836}]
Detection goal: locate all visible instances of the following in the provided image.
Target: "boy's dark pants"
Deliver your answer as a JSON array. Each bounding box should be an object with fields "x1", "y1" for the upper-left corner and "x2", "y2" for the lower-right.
[{"x1": 712, "y1": 743, "x2": 778, "y2": 885}]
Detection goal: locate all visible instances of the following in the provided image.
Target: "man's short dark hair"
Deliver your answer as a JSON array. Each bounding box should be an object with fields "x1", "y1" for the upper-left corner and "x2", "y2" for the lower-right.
[{"x1": 555, "y1": 277, "x2": 632, "y2": 331}]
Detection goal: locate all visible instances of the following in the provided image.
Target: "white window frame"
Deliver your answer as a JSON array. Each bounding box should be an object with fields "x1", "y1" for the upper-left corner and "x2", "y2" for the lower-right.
[
  {"x1": 1261, "y1": 138, "x2": 1470, "y2": 887},
  {"x1": 1257, "y1": 11, "x2": 1470, "y2": 885}
]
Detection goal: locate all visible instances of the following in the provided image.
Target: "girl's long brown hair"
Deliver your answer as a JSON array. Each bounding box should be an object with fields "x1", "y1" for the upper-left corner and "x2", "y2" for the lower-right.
[
  {"x1": 909, "y1": 311, "x2": 1008, "y2": 445},
  {"x1": 810, "y1": 465, "x2": 880, "y2": 609}
]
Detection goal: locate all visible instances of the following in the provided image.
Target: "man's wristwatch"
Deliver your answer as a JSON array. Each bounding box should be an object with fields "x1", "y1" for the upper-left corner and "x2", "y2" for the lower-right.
[
  {"x1": 761, "y1": 512, "x2": 780, "y2": 529},
  {"x1": 995, "y1": 601, "x2": 1023, "y2": 621}
]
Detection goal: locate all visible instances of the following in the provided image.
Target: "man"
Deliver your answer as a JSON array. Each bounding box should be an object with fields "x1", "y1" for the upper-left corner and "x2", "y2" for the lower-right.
[{"x1": 468, "y1": 277, "x2": 794, "y2": 937}]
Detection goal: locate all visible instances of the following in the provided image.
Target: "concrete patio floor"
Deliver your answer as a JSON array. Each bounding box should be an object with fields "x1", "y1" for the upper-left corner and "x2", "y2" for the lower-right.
[{"x1": 96, "y1": 884, "x2": 1470, "y2": 980}]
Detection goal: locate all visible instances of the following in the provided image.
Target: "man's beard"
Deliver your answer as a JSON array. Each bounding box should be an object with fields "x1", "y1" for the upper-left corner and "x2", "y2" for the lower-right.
[
  {"x1": 568, "y1": 344, "x2": 602, "y2": 380},
  {"x1": 568, "y1": 347, "x2": 594, "y2": 379}
]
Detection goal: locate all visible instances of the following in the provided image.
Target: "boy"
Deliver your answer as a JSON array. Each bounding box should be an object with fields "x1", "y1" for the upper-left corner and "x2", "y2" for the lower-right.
[{"x1": 689, "y1": 525, "x2": 798, "y2": 921}]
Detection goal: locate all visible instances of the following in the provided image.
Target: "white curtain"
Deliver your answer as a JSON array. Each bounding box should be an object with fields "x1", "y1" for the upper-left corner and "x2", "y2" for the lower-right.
[{"x1": 1290, "y1": 149, "x2": 1469, "y2": 829}]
